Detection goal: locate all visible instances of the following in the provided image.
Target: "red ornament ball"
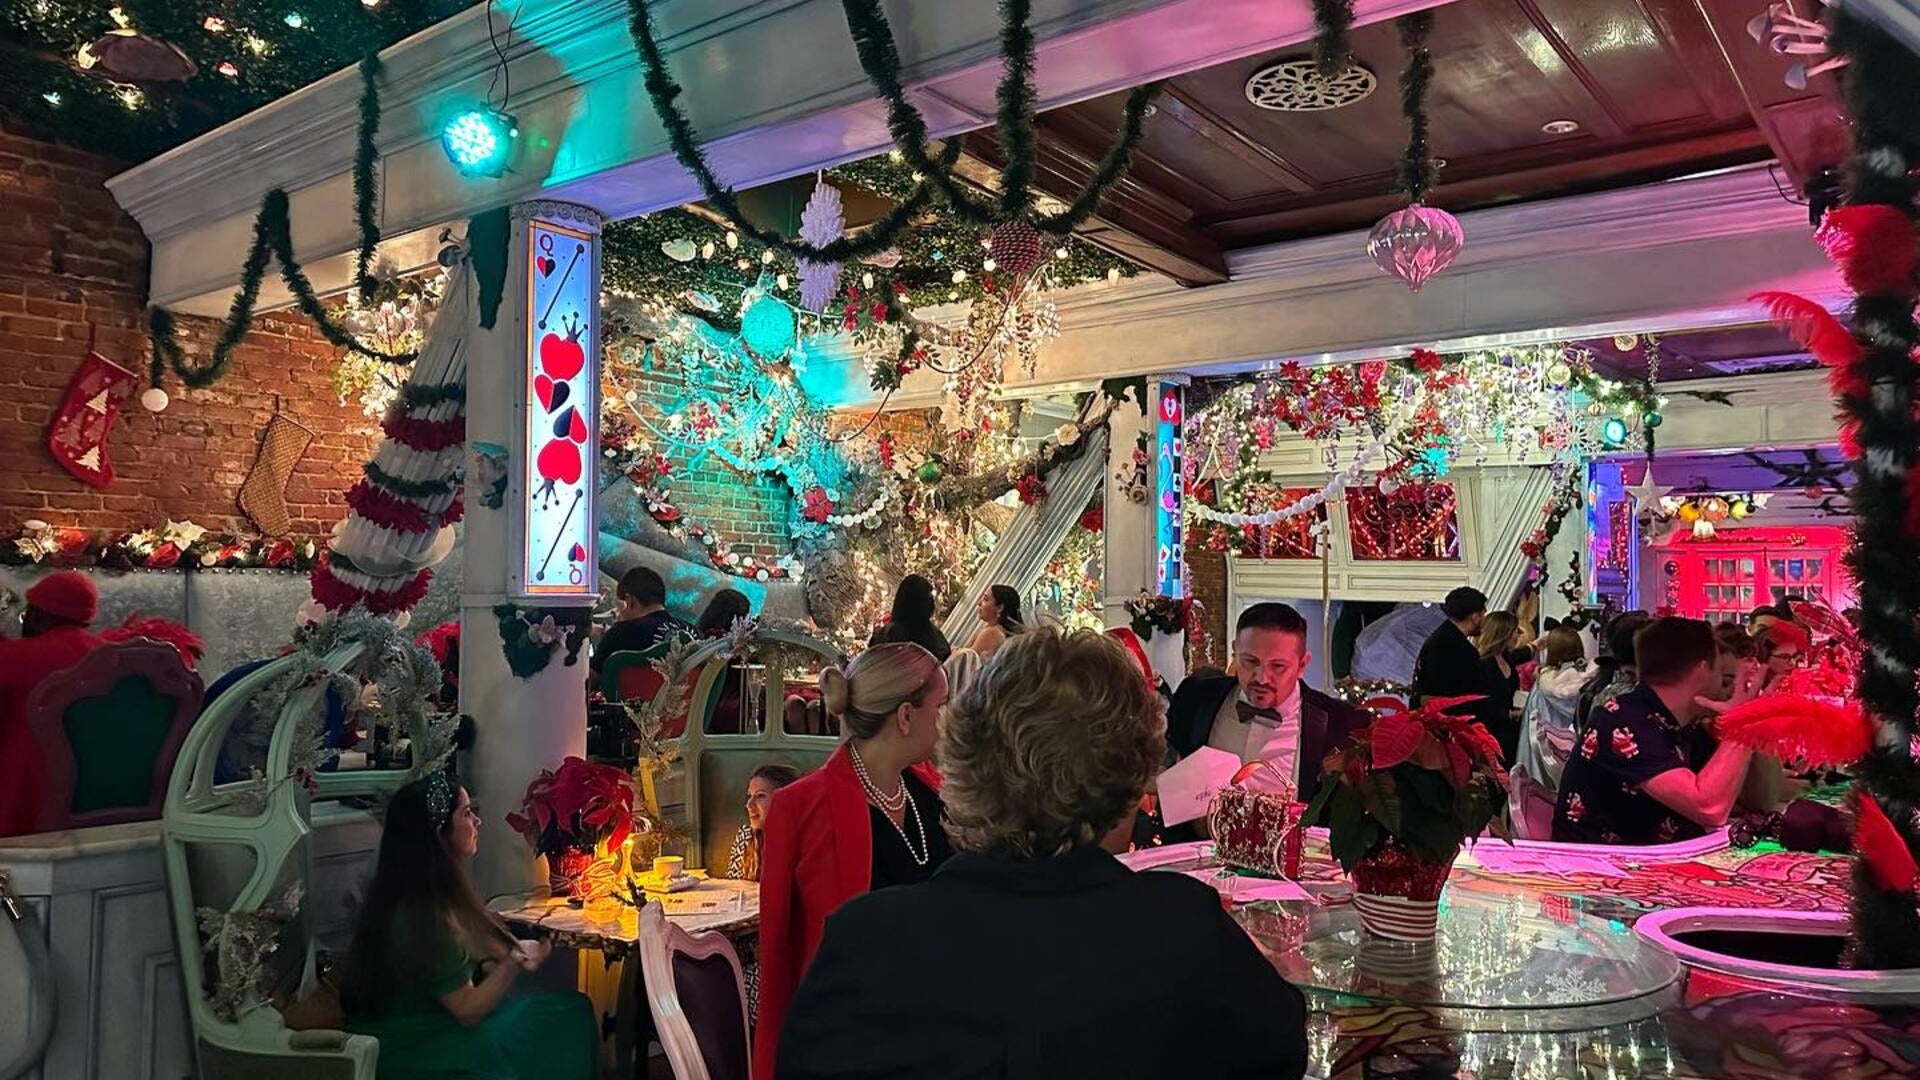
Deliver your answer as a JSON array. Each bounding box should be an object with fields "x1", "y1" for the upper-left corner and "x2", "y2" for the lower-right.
[{"x1": 989, "y1": 220, "x2": 1046, "y2": 278}]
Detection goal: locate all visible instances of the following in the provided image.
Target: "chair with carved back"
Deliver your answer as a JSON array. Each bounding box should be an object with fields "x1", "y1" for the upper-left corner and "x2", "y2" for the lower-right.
[
  {"x1": 638, "y1": 901, "x2": 750, "y2": 1080},
  {"x1": 672, "y1": 627, "x2": 842, "y2": 873},
  {"x1": 161, "y1": 641, "x2": 427, "y2": 1080},
  {"x1": 24, "y1": 640, "x2": 203, "y2": 832}
]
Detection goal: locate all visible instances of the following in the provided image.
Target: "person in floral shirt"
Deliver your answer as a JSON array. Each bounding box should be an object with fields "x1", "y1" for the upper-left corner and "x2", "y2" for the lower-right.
[{"x1": 1552, "y1": 617, "x2": 1763, "y2": 846}]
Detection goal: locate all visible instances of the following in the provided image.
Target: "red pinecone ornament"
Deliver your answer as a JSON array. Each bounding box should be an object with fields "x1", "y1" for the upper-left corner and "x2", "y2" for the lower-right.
[{"x1": 990, "y1": 220, "x2": 1046, "y2": 278}]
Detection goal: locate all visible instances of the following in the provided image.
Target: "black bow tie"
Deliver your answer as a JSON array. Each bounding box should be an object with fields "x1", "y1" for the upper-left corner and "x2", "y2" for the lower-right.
[{"x1": 1236, "y1": 701, "x2": 1284, "y2": 728}]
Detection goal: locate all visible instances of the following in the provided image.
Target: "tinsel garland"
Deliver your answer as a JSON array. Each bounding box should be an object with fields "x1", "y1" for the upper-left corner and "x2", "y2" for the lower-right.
[
  {"x1": 352, "y1": 53, "x2": 383, "y2": 304},
  {"x1": 1312, "y1": 0, "x2": 1358, "y2": 78},
  {"x1": 363, "y1": 460, "x2": 457, "y2": 500},
  {"x1": 1826, "y1": 9, "x2": 1920, "y2": 970},
  {"x1": 625, "y1": 0, "x2": 949, "y2": 261},
  {"x1": 995, "y1": 0, "x2": 1039, "y2": 218},
  {"x1": 1395, "y1": 11, "x2": 1438, "y2": 203},
  {"x1": 147, "y1": 59, "x2": 413, "y2": 392}
]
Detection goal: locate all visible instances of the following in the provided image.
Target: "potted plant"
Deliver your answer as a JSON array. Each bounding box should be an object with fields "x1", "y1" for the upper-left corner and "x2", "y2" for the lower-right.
[
  {"x1": 1303, "y1": 695, "x2": 1510, "y2": 941},
  {"x1": 506, "y1": 757, "x2": 648, "y2": 898}
]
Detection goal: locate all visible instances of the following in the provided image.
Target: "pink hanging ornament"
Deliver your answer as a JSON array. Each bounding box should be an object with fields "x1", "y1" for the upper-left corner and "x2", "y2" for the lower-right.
[{"x1": 1366, "y1": 204, "x2": 1464, "y2": 293}]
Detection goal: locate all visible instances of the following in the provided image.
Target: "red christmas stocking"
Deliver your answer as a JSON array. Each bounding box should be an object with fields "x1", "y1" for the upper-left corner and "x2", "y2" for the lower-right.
[{"x1": 45, "y1": 351, "x2": 138, "y2": 488}]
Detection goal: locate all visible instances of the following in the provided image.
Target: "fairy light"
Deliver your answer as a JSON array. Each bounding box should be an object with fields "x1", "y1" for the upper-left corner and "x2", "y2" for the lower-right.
[
  {"x1": 245, "y1": 33, "x2": 269, "y2": 54},
  {"x1": 203, "y1": 15, "x2": 227, "y2": 31}
]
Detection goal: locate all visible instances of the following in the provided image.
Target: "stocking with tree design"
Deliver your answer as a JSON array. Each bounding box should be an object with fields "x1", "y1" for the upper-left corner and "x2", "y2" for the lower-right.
[{"x1": 45, "y1": 351, "x2": 139, "y2": 487}]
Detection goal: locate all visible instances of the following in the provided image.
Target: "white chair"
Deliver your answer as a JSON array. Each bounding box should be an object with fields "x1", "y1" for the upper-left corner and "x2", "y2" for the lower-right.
[{"x1": 637, "y1": 901, "x2": 750, "y2": 1080}]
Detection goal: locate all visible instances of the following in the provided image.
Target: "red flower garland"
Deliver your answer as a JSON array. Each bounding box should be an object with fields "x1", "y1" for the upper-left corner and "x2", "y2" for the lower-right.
[
  {"x1": 382, "y1": 412, "x2": 467, "y2": 453},
  {"x1": 309, "y1": 553, "x2": 432, "y2": 616},
  {"x1": 345, "y1": 479, "x2": 433, "y2": 534}
]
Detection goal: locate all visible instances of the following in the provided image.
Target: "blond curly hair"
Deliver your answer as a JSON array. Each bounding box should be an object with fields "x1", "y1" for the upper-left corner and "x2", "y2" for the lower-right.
[{"x1": 938, "y1": 628, "x2": 1167, "y2": 858}]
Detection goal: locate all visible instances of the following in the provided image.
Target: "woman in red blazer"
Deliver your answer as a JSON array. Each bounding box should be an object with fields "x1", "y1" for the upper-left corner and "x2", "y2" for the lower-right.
[{"x1": 753, "y1": 642, "x2": 950, "y2": 1079}]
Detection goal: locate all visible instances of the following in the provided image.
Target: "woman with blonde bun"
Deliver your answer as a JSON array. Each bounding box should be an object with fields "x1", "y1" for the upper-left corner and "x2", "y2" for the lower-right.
[{"x1": 752, "y1": 642, "x2": 950, "y2": 1080}]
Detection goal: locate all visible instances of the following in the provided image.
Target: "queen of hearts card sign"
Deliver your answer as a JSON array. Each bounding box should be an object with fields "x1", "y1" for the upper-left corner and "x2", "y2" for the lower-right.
[{"x1": 515, "y1": 217, "x2": 599, "y2": 600}]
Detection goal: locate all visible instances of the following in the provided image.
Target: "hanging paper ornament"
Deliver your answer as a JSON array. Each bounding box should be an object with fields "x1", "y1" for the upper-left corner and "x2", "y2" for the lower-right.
[
  {"x1": 141, "y1": 387, "x2": 169, "y2": 413},
  {"x1": 740, "y1": 293, "x2": 796, "y2": 357},
  {"x1": 661, "y1": 239, "x2": 697, "y2": 262},
  {"x1": 989, "y1": 220, "x2": 1046, "y2": 278},
  {"x1": 795, "y1": 180, "x2": 845, "y2": 313},
  {"x1": 1367, "y1": 205, "x2": 1465, "y2": 293},
  {"x1": 76, "y1": 28, "x2": 197, "y2": 84}
]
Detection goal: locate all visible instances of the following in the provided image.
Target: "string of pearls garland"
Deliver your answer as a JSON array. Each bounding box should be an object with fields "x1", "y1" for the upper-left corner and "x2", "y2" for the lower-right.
[{"x1": 825, "y1": 488, "x2": 890, "y2": 528}]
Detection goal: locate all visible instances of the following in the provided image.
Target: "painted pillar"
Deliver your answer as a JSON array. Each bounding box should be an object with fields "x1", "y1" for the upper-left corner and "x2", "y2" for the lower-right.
[
  {"x1": 462, "y1": 200, "x2": 603, "y2": 896},
  {"x1": 1104, "y1": 375, "x2": 1188, "y2": 684}
]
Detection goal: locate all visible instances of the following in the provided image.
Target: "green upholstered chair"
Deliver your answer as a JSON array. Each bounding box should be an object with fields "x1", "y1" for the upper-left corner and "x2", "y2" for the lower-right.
[
  {"x1": 161, "y1": 642, "x2": 425, "y2": 1080},
  {"x1": 23, "y1": 640, "x2": 203, "y2": 831}
]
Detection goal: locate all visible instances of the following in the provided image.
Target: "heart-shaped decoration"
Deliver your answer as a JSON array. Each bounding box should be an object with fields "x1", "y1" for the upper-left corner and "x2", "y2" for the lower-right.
[
  {"x1": 568, "y1": 542, "x2": 586, "y2": 562},
  {"x1": 552, "y1": 406, "x2": 578, "y2": 441},
  {"x1": 534, "y1": 373, "x2": 554, "y2": 411},
  {"x1": 547, "y1": 379, "x2": 570, "y2": 414},
  {"x1": 568, "y1": 408, "x2": 589, "y2": 444},
  {"x1": 538, "y1": 255, "x2": 557, "y2": 277},
  {"x1": 539, "y1": 331, "x2": 586, "y2": 381},
  {"x1": 536, "y1": 439, "x2": 582, "y2": 485}
]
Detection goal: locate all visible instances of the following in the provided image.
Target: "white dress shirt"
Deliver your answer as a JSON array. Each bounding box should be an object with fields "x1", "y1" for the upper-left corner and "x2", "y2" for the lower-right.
[{"x1": 1203, "y1": 683, "x2": 1303, "y2": 796}]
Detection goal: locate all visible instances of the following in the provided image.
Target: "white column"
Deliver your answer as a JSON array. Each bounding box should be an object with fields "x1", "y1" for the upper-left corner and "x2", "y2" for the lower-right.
[
  {"x1": 1104, "y1": 376, "x2": 1188, "y2": 684},
  {"x1": 462, "y1": 200, "x2": 603, "y2": 896}
]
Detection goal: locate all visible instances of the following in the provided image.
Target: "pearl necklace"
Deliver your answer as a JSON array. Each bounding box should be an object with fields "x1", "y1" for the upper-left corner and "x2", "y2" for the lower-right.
[
  {"x1": 850, "y1": 745, "x2": 930, "y2": 866},
  {"x1": 849, "y1": 744, "x2": 907, "y2": 812}
]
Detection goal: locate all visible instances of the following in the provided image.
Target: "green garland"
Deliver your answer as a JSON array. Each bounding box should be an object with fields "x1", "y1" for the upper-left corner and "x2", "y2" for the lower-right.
[
  {"x1": 352, "y1": 53, "x2": 383, "y2": 304},
  {"x1": 493, "y1": 603, "x2": 593, "y2": 679},
  {"x1": 1311, "y1": 0, "x2": 1358, "y2": 78},
  {"x1": 364, "y1": 461, "x2": 456, "y2": 501},
  {"x1": 1395, "y1": 11, "x2": 1438, "y2": 204},
  {"x1": 146, "y1": 52, "x2": 413, "y2": 391},
  {"x1": 625, "y1": 0, "x2": 947, "y2": 262}
]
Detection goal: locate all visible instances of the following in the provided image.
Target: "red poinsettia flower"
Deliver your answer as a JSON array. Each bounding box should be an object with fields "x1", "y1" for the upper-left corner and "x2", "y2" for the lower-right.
[
  {"x1": 1016, "y1": 474, "x2": 1049, "y2": 506},
  {"x1": 144, "y1": 542, "x2": 182, "y2": 570},
  {"x1": 802, "y1": 486, "x2": 836, "y2": 524},
  {"x1": 506, "y1": 756, "x2": 646, "y2": 856},
  {"x1": 1078, "y1": 504, "x2": 1104, "y2": 533},
  {"x1": 264, "y1": 538, "x2": 295, "y2": 568},
  {"x1": 1410, "y1": 348, "x2": 1444, "y2": 373}
]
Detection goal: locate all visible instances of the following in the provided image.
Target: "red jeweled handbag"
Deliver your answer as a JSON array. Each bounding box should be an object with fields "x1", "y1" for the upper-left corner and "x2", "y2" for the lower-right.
[{"x1": 1205, "y1": 760, "x2": 1305, "y2": 878}]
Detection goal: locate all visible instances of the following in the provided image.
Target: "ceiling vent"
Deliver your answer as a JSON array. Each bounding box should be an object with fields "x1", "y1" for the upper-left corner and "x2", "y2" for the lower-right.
[{"x1": 1244, "y1": 59, "x2": 1377, "y2": 112}]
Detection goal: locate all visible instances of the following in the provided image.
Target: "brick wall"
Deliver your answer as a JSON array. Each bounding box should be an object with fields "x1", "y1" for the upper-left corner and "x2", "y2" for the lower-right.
[
  {"x1": 0, "y1": 126, "x2": 380, "y2": 537},
  {"x1": 618, "y1": 369, "x2": 794, "y2": 559}
]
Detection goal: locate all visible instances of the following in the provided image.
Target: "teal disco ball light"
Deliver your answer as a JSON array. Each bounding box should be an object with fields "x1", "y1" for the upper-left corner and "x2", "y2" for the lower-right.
[
  {"x1": 741, "y1": 294, "x2": 797, "y2": 357},
  {"x1": 442, "y1": 108, "x2": 518, "y2": 177}
]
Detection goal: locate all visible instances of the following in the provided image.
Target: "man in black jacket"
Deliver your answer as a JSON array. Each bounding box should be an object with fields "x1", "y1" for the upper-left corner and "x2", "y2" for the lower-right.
[{"x1": 1166, "y1": 602, "x2": 1369, "y2": 806}]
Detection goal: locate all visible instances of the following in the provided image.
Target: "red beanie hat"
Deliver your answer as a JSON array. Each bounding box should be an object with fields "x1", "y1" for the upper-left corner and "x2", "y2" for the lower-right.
[{"x1": 26, "y1": 570, "x2": 98, "y2": 625}]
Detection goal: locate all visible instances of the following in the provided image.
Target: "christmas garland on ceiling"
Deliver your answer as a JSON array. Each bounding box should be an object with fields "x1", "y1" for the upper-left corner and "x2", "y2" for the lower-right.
[
  {"x1": 1311, "y1": 0, "x2": 1358, "y2": 78},
  {"x1": 625, "y1": 0, "x2": 1160, "y2": 248},
  {"x1": 147, "y1": 53, "x2": 412, "y2": 395}
]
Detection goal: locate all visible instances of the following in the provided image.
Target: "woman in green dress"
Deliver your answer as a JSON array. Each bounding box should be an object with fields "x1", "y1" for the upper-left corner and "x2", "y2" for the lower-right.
[{"x1": 341, "y1": 773, "x2": 599, "y2": 1080}]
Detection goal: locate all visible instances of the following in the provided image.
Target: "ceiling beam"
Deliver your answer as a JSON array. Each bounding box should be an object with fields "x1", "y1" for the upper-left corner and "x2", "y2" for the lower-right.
[{"x1": 1677, "y1": 0, "x2": 1851, "y2": 187}]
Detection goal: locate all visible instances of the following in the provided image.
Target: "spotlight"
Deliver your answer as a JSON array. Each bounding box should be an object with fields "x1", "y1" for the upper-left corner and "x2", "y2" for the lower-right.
[
  {"x1": 441, "y1": 108, "x2": 517, "y2": 177},
  {"x1": 1600, "y1": 416, "x2": 1629, "y2": 448}
]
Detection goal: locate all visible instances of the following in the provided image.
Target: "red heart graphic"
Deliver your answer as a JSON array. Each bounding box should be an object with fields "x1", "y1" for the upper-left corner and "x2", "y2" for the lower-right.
[
  {"x1": 534, "y1": 373, "x2": 554, "y2": 411},
  {"x1": 537, "y1": 439, "x2": 582, "y2": 486},
  {"x1": 568, "y1": 408, "x2": 588, "y2": 444},
  {"x1": 539, "y1": 332, "x2": 586, "y2": 381},
  {"x1": 568, "y1": 543, "x2": 586, "y2": 562},
  {"x1": 538, "y1": 256, "x2": 557, "y2": 276}
]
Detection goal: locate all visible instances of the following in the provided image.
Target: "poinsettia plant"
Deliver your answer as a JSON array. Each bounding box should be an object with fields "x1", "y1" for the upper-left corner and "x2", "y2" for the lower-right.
[
  {"x1": 506, "y1": 757, "x2": 648, "y2": 857},
  {"x1": 1302, "y1": 695, "x2": 1511, "y2": 871}
]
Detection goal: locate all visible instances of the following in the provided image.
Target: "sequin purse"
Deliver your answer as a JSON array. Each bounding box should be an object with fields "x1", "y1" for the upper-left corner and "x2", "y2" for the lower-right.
[{"x1": 1205, "y1": 761, "x2": 1305, "y2": 878}]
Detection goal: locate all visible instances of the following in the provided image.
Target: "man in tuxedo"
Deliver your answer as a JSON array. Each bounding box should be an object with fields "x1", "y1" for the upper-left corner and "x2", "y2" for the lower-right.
[
  {"x1": 1167, "y1": 602, "x2": 1367, "y2": 806},
  {"x1": 1413, "y1": 586, "x2": 1489, "y2": 704}
]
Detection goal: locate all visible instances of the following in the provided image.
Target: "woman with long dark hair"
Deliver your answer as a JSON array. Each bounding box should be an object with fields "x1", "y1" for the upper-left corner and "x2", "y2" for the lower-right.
[
  {"x1": 341, "y1": 774, "x2": 598, "y2": 1080},
  {"x1": 964, "y1": 584, "x2": 1025, "y2": 659},
  {"x1": 869, "y1": 573, "x2": 953, "y2": 661},
  {"x1": 695, "y1": 587, "x2": 753, "y2": 638}
]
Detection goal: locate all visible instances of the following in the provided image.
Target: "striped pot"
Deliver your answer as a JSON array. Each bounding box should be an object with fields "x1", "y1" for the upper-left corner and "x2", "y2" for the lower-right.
[{"x1": 1350, "y1": 842, "x2": 1457, "y2": 942}]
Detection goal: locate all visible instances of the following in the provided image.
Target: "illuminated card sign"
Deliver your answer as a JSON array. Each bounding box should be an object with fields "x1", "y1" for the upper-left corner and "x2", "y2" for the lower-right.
[
  {"x1": 515, "y1": 217, "x2": 599, "y2": 599},
  {"x1": 1155, "y1": 383, "x2": 1185, "y2": 598}
]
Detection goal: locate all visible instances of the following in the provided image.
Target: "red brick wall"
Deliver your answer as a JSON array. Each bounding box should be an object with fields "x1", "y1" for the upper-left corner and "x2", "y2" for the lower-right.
[{"x1": 0, "y1": 126, "x2": 379, "y2": 537}]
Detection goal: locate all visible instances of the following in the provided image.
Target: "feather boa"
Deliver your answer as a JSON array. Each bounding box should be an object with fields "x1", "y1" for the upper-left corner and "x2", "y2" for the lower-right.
[
  {"x1": 1715, "y1": 693, "x2": 1872, "y2": 768},
  {"x1": 101, "y1": 615, "x2": 205, "y2": 668},
  {"x1": 1751, "y1": 290, "x2": 1868, "y2": 398},
  {"x1": 1854, "y1": 792, "x2": 1919, "y2": 893},
  {"x1": 1816, "y1": 205, "x2": 1919, "y2": 298}
]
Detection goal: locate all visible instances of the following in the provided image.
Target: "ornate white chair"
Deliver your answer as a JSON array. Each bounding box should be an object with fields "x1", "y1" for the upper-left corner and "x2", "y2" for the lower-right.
[
  {"x1": 162, "y1": 638, "x2": 432, "y2": 1080},
  {"x1": 637, "y1": 901, "x2": 750, "y2": 1080}
]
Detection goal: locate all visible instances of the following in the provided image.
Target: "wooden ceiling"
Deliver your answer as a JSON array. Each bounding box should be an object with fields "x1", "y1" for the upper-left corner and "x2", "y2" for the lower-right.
[{"x1": 979, "y1": 0, "x2": 1850, "y2": 285}]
